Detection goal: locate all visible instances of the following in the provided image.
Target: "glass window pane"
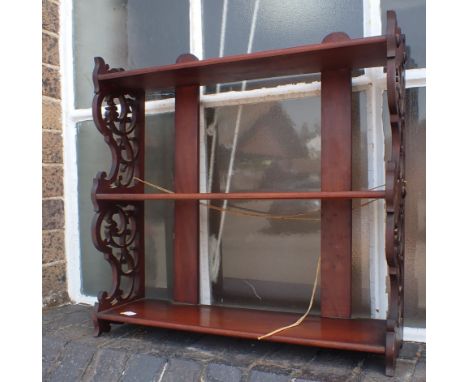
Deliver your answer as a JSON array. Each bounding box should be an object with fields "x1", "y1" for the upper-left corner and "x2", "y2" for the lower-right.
[
  {"x1": 77, "y1": 121, "x2": 113, "y2": 296},
  {"x1": 77, "y1": 114, "x2": 174, "y2": 298},
  {"x1": 205, "y1": 93, "x2": 370, "y2": 315},
  {"x1": 381, "y1": 0, "x2": 426, "y2": 69},
  {"x1": 351, "y1": 92, "x2": 372, "y2": 318},
  {"x1": 73, "y1": 0, "x2": 189, "y2": 108},
  {"x1": 203, "y1": 0, "x2": 363, "y2": 58},
  {"x1": 383, "y1": 87, "x2": 426, "y2": 327},
  {"x1": 202, "y1": 0, "x2": 363, "y2": 93}
]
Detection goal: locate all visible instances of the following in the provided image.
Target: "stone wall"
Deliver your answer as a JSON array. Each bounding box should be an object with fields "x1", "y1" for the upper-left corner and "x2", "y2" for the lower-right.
[{"x1": 42, "y1": 0, "x2": 69, "y2": 307}]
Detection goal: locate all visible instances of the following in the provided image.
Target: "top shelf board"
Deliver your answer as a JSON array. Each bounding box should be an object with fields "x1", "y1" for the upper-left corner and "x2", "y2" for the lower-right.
[{"x1": 97, "y1": 36, "x2": 387, "y2": 92}]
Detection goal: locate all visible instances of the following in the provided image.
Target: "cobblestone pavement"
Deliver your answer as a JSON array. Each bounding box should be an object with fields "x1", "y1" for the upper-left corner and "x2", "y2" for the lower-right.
[{"x1": 43, "y1": 304, "x2": 425, "y2": 381}]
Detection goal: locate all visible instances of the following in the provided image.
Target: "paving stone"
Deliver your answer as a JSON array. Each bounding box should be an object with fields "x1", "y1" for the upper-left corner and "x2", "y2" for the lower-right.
[
  {"x1": 419, "y1": 345, "x2": 426, "y2": 361},
  {"x1": 86, "y1": 348, "x2": 128, "y2": 382},
  {"x1": 42, "y1": 305, "x2": 425, "y2": 382},
  {"x1": 359, "y1": 354, "x2": 416, "y2": 382},
  {"x1": 411, "y1": 360, "x2": 426, "y2": 382},
  {"x1": 160, "y1": 358, "x2": 202, "y2": 382},
  {"x1": 48, "y1": 342, "x2": 96, "y2": 382},
  {"x1": 192, "y1": 335, "x2": 278, "y2": 366},
  {"x1": 394, "y1": 359, "x2": 416, "y2": 381},
  {"x1": 249, "y1": 369, "x2": 290, "y2": 382},
  {"x1": 399, "y1": 342, "x2": 421, "y2": 360},
  {"x1": 293, "y1": 348, "x2": 364, "y2": 381},
  {"x1": 206, "y1": 363, "x2": 242, "y2": 382},
  {"x1": 122, "y1": 354, "x2": 166, "y2": 382},
  {"x1": 42, "y1": 337, "x2": 67, "y2": 377},
  {"x1": 261, "y1": 343, "x2": 318, "y2": 369}
]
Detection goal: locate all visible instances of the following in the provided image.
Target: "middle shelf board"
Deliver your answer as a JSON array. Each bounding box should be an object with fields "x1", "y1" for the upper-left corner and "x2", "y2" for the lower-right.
[
  {"x1": 95, "y1": 190, "x2": 386, "y2": 201},
  {"x1": 97, "y1": 36, "x2": 387, "y2": 92}
]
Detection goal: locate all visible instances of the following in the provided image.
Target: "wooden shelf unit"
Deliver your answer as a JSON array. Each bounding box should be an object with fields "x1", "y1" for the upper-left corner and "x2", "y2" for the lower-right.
[{"x1": 90, "y1": 11, "x2": 407, "y2": 376}]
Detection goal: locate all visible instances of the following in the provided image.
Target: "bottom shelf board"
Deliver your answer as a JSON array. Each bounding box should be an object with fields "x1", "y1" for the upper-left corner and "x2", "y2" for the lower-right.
[{"x1": 97, "y1": 299, "x2": 386, "y2": 354}]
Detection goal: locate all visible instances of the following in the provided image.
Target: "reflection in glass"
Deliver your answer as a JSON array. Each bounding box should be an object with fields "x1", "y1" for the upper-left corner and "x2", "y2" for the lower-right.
[
  {"x1": 202, "y1": 0, "x2": 363, "y2": 94},
  {"x1": 381, "y1": 0, "x2": 426, "y2": 69},
  {"x1": 204, "y1": 93, "x2": 370, "y2": 315},
  {"x1": 77, "y1": 114, "x2": 174, "y2": 299},
  {"x1": 383, "y1": 88, "x2": 426, "y2": 327},
  {"x1": 73, "y1": 0, "x2": 190, "y2": 108}
]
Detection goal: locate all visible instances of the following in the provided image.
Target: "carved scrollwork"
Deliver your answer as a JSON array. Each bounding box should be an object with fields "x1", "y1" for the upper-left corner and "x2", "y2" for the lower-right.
[
  {"x1": 92, "y1": 202, "x2": 143, "y2": 312},
  {"x1": 92, "y1": 57, "x2": 143, "y2": 192},
  {"x1": 93, "y1": 92, "x2": 140, "y2": 189},
  {"x1": 384, "y1": 11, "x2": 407, "y2": 376},
  {"x1": 91, "y1": 58, "x2": 145, "y2": 335}
]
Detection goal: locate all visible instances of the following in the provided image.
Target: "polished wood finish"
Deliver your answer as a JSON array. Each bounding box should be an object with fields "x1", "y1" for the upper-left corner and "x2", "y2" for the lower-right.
[
  {"x1": 97, "y1": 299, "x2": 386, "y2": 354},
  {"x1": 320, "y1": 33, "x2": 353, "y2": 319},
  {"x1": 95, "y1": 190, "x2": 385, "y2": 201},
  {"x1": 173, "y1": 54, "x2": 200, "y2": 304},
  {"x1": 97, "y1": 36, "x2": 387, "y2": 92},
  {"x1": 90, "y1": 11, "x2": 406, "y2": 377}
]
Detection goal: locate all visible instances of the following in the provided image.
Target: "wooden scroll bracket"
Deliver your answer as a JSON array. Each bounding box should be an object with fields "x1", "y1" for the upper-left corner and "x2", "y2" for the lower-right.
[{"x1": 90, "y1": 57, "x2": 146, "y2": 336}]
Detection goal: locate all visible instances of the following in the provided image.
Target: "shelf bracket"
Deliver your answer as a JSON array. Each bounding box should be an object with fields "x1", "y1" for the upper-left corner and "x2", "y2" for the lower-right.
[{"x1": 90, "y1": 57, "x2": 146, "y2": 336}]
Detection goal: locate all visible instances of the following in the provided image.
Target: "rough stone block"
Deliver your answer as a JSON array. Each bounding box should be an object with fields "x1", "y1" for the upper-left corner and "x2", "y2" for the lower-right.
[
  {"x1": 412, "y1": 360, "x2": 426, "y2": 382},
  {"x1": 42, "y1": 32, "x2": 59, "y2": 66},
  {"x1": 42, "y1": 199, "x2": 64, "y2": 229},
  {"x1": 191, "y1": 336, "x2": 276, "y2": 366},
  {"x1": 43, "y1": 131, "x2": 63, "y2": 163},
  {"x1": 42, "y1": 229, "x2": 65, "y2": 264},
  {"x1": 42, "y1": 262, "x2": 67, "y2": 298},
  {"x1": 42, "y1": 337, "x2": 67, "y2": 377},
  {"x1": 42, "y1": 65, "x2": 61, "y2": 99},
  {"x1": 161, "y1": 358, "x2": 202, "y2": 382},
  {"x1": 48, "y1": 342, "x2": 95, "y2": 382},
  {"x1": 42, "y1": 290, "x2": 69, "y2": 308},
  {"x1": 206, "y1": 363, "x2": 242, "y2": 382},
  {"x1": 399, "y1": 342, "x2": 421, "y2": 360},
  {"x1": 360, "y1": 355, "x2": 416, "y2": 382},
  {"x1": 122, "y1": 354, "x2": 166, "y2": 382},
  {"x1": 249, "y1": 369, "x2": 290, "y2": 382},
  {"x1": 43, "y1": 0, "x2": 59, "y2": 34},
  {"x1": 43, "y1": 165, "x2": 63, "y2": 198},
  {"x1": 42, "y1": 98, "x2": 62, "y2": 131},
  {"x1": 86, "y1": 348, "x2": 128, "y2": 381}
]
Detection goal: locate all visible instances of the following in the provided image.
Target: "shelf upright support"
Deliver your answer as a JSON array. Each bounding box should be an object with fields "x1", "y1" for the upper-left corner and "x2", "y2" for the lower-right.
[
  {"x1": 173, "y1": 54, "x2": 200, "y2": 304},
  {"x1": 90, "y1": 57, "x2": 146, "y2": 336},
  {"x1": 320, "y1": 32, "x2": 353, "y2": 319}
]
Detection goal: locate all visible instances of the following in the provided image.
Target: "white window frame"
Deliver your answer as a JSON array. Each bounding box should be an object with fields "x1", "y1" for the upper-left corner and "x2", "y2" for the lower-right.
[{"x1": 60, "y1": 0, "x2": 426, "y2": 343}]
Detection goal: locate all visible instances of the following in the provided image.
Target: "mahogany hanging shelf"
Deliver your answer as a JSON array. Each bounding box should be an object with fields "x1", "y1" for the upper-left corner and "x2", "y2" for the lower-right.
[{"x1": 90, "y1": 11, "x2": 406, "y2": 376}]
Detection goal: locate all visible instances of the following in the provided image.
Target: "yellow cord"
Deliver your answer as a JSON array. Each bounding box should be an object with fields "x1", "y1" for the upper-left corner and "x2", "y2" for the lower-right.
[
  {"x1": 258, "y1": 256, "x2": 321, "y2": 340},
  {"x1": 133, "y1": 176, "x2": 383, "y2": 339}
]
